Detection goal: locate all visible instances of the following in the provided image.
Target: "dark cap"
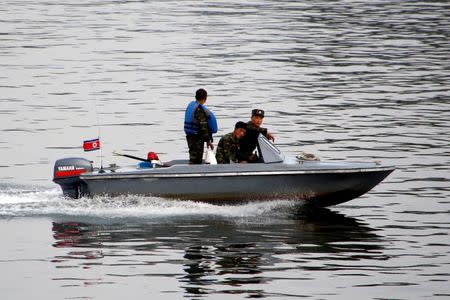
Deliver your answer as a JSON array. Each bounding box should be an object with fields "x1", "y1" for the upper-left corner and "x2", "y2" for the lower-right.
[
  {"x1": 235, "y1": 121, "x2": 247, "y2": 130},
  {"x1": 251, "y1": 109, "x2": 265, "y2": 117},
  {"x1": 195, "y1": 88, "x2": 207, "y2": 101}
]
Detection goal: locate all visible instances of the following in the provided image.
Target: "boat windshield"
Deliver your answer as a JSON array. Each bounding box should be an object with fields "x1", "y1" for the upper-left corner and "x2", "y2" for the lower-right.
[{"x1": 256, "y1": 134, "x2": 284, "y2": 163}]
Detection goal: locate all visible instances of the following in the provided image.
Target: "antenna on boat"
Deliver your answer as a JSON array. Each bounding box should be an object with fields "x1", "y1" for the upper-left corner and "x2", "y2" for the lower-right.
[{"x1": 93, "y1": 99, "x2": 105, "y2": 173}]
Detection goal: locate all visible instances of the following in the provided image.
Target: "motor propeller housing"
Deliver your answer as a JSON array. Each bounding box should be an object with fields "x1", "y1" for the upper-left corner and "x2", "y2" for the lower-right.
[{"x1": 53, "y1": 157, "x2": 93, "y2": 198}]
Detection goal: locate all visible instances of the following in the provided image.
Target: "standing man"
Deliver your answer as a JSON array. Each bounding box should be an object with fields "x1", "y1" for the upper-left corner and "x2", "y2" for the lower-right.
[
  {"x1": 216, "y1": 121, "x2": 247, "y2": 164},
  {"x1": 238, "y1": 109, "x2": 275, "y2": 163},
  {"x1": 184, "y1": 88, "x2": 218, "y2": 164}
]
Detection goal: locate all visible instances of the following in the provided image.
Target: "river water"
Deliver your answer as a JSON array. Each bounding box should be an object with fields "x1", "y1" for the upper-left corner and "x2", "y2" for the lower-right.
[{"x1": 1, "y1": 0, "x2": 449, "y2": 299}]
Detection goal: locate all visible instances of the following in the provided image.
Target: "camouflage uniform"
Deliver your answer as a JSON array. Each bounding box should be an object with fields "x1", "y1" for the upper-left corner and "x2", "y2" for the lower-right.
[
  {"x1": 216, "y1": 133, "x2": 240, "y2": 164},
  {"x1": 186, "y1": 106, "x2": 213, "y2": 164},
  {"x1": 237, "y1": 122, "x2": 269, "y2": 162}
]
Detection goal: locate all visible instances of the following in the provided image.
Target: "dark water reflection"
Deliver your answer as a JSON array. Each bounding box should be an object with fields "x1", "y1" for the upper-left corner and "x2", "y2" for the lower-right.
[{"x1": 51, "y1": 209, "x2": 385, "y2": 297}]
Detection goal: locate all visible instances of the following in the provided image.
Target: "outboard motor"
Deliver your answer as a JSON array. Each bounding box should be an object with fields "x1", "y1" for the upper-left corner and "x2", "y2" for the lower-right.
[{"x1": 53, "y1": 158, "x2": 93, "y2": 199}]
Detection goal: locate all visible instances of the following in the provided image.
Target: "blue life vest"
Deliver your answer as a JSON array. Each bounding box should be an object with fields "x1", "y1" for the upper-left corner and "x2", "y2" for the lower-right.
[{"x1": 184, "y1": 101, "x2": 218, "y2": 135}]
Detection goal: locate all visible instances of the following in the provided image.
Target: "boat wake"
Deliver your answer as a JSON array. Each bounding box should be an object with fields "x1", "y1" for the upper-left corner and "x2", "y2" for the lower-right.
[{"x1": 0, "y1": 184, "x2": 303, "y2": 220}]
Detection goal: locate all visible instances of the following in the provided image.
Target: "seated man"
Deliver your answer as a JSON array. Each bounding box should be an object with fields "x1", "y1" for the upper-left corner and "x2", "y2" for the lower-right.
[
  {"x1": 216, "y1": 121, "x2": 247, "y2": 164},
  {"x1": 238, "y1": 109, "x2": 275, "y2": 162}
]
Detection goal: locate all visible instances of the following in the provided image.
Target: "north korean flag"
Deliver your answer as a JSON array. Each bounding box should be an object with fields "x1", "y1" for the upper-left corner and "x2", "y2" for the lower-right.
[{"x1": 83, "y1": 138, "x2": 100, "y2": 152}]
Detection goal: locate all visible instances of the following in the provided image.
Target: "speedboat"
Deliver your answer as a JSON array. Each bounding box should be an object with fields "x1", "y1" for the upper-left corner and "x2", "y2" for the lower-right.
[{"x1": 53, "y1": 135, "x2": 394, "y2": 207}]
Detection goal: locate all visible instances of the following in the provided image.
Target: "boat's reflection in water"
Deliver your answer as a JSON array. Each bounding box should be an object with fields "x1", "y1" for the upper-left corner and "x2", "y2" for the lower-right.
[{"x1": 51, "y1": 207, "x2": 385, "y2": 296}]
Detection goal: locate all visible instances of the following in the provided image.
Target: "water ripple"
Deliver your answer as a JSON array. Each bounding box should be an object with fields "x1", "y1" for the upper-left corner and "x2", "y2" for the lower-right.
[{"x1": 1, "y1": 0, "x2": 449, "y2": 298}]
